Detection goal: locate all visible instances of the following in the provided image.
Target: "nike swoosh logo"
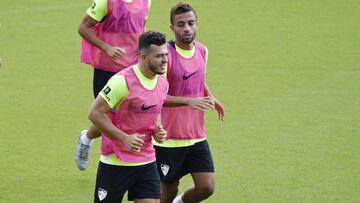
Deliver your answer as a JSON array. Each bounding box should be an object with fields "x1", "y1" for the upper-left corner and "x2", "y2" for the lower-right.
[
  {"x1": 141, "y1": 104, "x2": 157, "y2": 111},
  {"x1": 182, "y1": 71, "x2": 198, "y2": 80}
]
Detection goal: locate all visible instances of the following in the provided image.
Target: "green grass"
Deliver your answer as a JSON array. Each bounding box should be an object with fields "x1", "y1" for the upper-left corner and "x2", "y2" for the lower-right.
[{"x1": 0, "y1": 0, "x2": 359, "y2": 202}]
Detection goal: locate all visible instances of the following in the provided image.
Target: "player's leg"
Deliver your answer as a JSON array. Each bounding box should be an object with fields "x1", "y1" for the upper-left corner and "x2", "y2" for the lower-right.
[
  {"x1": 128, "y1": 162, "x2": 161, "y2": 203},
  {"x1": 174, "y1": 140, "x2": 215, "y2": 203},
  {"x1": 160, "y1": 181, "x2": 180, "y2": 203},
  {"x1": 154, "y1": 146, "x2": 188, "y2": 203},
  {"x1": 86, "y1": 123, "x2": 101, "y2": 139},
  {"x1": 75, "y1": 68, "x2": 116, "y2": 170},
  {"x1": 88, "y1": 68, "x2": 116, "y2": 139},
  {"x1": 94, "y1": 162, "x2": 133, "y2": 203},
  {"x1": 92, "y1": 68, "x2": 117, "y2": 99},
  {"x1": 180, "y1": 172, "x2": 214, "y2": 203}
]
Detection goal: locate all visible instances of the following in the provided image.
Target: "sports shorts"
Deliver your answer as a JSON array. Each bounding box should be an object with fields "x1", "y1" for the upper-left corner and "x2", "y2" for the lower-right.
[
  {"x1": 154, "y1": 140, "x2": 214, "y2": 183},
  {"x1": 94, "y1": 161, "x2": 161, "y2": 202},
  {"x1": 93, "y1": 68, "x2": 117, "y2": 98}
]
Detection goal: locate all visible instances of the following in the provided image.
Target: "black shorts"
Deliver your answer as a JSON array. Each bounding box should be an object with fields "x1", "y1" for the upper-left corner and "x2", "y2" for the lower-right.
[
  {"x1": 94, "y1": 161, "x2": 161, "y2": 202},
  {"x1": 154, "y1": 140, "x2": 214, "y2": 184},
  {"x1": 93, "y1": 68, "x2": 117, "y2": 98}
]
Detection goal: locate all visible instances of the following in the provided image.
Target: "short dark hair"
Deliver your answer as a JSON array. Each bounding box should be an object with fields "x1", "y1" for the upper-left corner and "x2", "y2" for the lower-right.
[
  {"x1": 138, "y1": 31, "x2": 166, "y2": 53},
  {"x1": 170, "y1": 2, "x2": 197, "y2": 25}
]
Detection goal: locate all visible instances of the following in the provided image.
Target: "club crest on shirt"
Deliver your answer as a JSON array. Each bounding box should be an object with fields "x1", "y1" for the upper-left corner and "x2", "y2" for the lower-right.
[
  {"x1": 161, "y1": 164, "x2": 169, "y2": 176},
  {"x1": 98, "y1": 188, "x2": 107, "y2": 201}
]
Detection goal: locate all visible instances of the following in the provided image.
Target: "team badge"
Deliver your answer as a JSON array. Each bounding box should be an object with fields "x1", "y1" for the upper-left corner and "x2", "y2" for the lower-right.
[
  {"x1": 161, "y1": 164, "x2": 170, "y2": 176},
  {"x1": 98, "y1": 188, "x2": 107, "y2": 201}
]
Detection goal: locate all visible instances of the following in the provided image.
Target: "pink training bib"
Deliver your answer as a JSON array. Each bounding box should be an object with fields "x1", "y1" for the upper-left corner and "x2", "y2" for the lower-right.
[
  {"x1": 80, "y1": 0, "x2": 148, "y2": 72},
  {"x1": 101, "y1": 66, "x2": 168, "y2": 162},
  {"x1": 162, "y1": 41, "x2": 208, "y2": 140}
]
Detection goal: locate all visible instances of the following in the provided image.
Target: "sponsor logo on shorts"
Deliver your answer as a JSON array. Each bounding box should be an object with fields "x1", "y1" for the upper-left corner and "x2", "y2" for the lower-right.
[
  {"x1": 98, "y1": 188, "x2": 107, "y2": 201},
  {"x1": 161, "y1": 164, "x2": 169, "y2": 176}
]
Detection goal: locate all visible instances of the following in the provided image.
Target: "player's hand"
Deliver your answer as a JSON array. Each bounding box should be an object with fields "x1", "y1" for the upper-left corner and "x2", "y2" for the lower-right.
[
  {"x1": 153, "y1": 125, "x2": 167, "y2": 144},
  {"x1": 213, "y1": 98, "x2": 225, "y2": 121},
  {"x1": 187, "y1": 96, "x2": 215, "y2": 111},
  {"x1": 104, "y1": 45, "x2": 125, "y2": 60},
  {"x1": 121, "y1": 134, "x2": 145, "y2": 152}
]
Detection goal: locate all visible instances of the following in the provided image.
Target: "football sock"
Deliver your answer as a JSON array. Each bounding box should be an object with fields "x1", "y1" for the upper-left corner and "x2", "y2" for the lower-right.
[
  {"x1": 81, "y1": 130, "x2": 93, "y2": 145},
  {"x1": 173, "y1": 195, "x2": 184, "y2": 203}
]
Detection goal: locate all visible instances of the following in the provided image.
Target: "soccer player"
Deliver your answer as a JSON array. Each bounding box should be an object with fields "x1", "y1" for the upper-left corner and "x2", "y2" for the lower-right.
[
  {"x1": 76, "y1": 0, "x2": 151, "y2": 170},
  {"x1": 154, "y1": 3, "x2": 225, "y2": 203},
  {"x1": 88, "y1": 31, "x2": 167, "y2": 203}
]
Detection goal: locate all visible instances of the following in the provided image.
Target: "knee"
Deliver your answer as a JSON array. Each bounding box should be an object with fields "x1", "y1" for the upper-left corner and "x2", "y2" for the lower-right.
[
  {"x1": 167, "y1": 186, "x2": 179, "y2": 197},
  {"x1": 197, "y1": 183, "x2": 215, "y2": 199},
  {"x1": 161, "y1": 182, "x2": 179, "y2": 197}
]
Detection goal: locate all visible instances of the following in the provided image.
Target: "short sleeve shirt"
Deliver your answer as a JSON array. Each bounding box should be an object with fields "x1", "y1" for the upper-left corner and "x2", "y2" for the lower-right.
[
  {"x1": 99, "y1": 65, "x2": 159, "y2": 110},
  {"x1": 87, "y1": 0, "x2": 152, "y2": 22}
]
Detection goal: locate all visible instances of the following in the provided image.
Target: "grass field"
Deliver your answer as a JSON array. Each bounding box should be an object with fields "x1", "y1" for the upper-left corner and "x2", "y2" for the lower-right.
[{"x1": 0, "y1": 0, "x2": 359, "y2": 202}]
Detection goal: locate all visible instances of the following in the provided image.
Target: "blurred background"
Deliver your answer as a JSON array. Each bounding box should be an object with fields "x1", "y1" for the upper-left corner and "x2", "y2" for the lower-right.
[{"x1": 0, "y1": 0, "x2": 359, "y2": 202}]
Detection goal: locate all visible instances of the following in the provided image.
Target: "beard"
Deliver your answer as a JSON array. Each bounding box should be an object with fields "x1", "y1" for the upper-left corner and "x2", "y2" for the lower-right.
[
  {"x1": 177, "y1": 32, "x2": 196, "y2": 44},
  {"x1": 148, "y1": 62, "x2": 165, "y2": 75}
]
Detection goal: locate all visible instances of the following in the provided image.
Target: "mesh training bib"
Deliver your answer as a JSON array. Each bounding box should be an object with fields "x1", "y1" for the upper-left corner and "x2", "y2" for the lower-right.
[
  {"x1": 162, "y1": 41, "x2": 207, "y2": 140},
  {"x1": 80, "y1": 0, "x2": 148, "y2": 72},
  {"x1": 101, "y1": 66, "x2": 168, "y2": 162}
]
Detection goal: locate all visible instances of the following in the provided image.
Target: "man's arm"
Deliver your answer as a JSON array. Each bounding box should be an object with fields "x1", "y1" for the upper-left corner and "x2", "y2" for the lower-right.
[
  {"x1": 78, "y1": 14, "x2": 125, "y2": 60},
  {"x1": 88, "y1": 96, "x2": 144, "y2": 152},
  {"x1": 143, "y1": 0, "x2": 152, "y2": 31},
  {"x1": 164, "y1": 95, "x2": 214, "y2": 111},
  {"x1": 204, "y1": 82, "x2": 225, "y2": 121}
]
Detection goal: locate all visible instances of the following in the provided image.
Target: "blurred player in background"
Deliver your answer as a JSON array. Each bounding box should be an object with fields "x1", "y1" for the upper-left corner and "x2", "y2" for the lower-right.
[{"x1": 75, "y1": 0, "x2": 151, "y2": 170}]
